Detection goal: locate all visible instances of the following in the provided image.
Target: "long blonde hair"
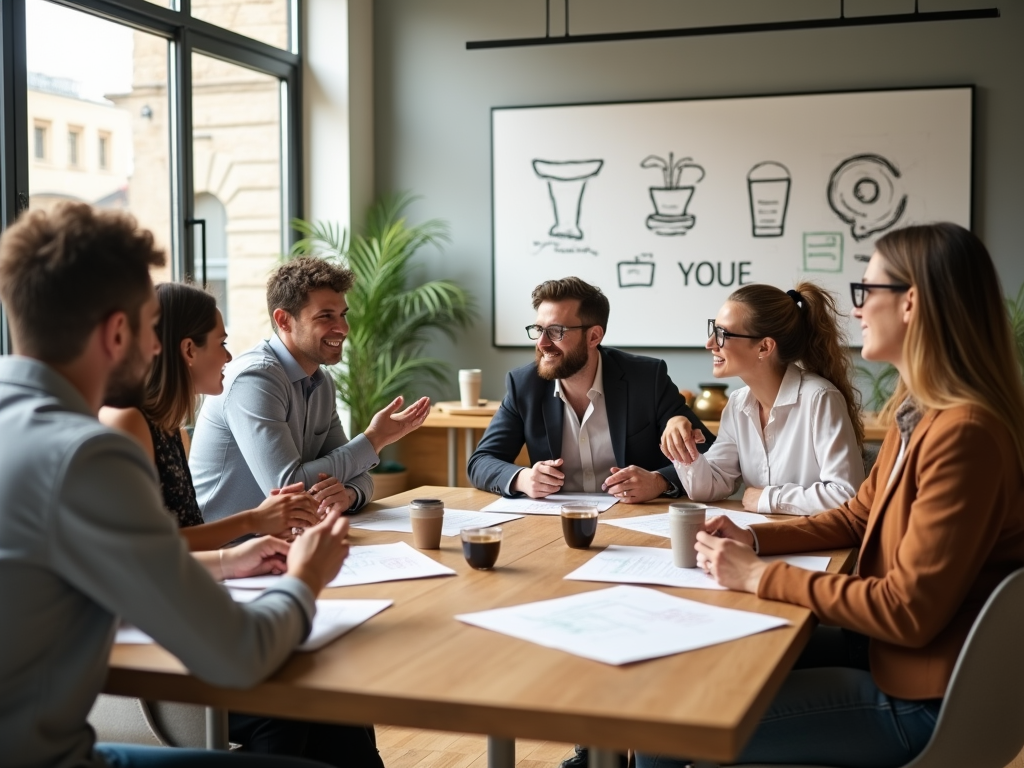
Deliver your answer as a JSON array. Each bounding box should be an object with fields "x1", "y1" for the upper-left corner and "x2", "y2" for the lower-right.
[
  {"x1": 730, "y1": 281, "x2": 864, "y2": 446},
  {"x1": 876, "y1": 223, "x2": 1024, "y2": 472}
]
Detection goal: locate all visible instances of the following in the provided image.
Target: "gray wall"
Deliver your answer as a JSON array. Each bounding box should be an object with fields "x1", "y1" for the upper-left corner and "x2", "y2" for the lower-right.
[{"x1": 373, "y1": 0, "x2": 1024, "y2": 403}]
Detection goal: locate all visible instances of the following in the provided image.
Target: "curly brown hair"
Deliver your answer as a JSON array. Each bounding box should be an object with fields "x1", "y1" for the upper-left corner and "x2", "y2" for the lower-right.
[
  {"x1": 0, "y1": 202, "x2": 164, "y2": 363},
  {"x1": 266, "y1": 257, "x2": 355, "y2": 329}
]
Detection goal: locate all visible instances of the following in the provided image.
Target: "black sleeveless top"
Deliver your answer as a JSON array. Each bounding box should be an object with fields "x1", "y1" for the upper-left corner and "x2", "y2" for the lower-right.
[{"x1": 146, "y1": 418, "x2": 205, "y2": 529}]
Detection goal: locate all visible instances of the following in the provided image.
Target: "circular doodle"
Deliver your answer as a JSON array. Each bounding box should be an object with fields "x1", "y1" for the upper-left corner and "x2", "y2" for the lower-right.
[{"x1": 827, "y1": 154, "x2": 907, "y2": 241}]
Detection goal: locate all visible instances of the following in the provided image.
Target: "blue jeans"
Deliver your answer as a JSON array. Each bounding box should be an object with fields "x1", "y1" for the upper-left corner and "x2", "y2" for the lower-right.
[
  {"x1": 95, "y1": 743, "x2": 329, "y2": 767},
  {"x1": 636, "y1": 627, "x2": 942, "y2": 768}
]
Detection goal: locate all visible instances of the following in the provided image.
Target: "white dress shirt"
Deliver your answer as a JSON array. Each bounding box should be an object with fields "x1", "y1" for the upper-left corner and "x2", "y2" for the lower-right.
[
  {"x1": 675, "y1": 364, "x2": 864, "y2": 515},
  {"x1": 554, "y1": 355, "x2": 617, "y2": 493}
]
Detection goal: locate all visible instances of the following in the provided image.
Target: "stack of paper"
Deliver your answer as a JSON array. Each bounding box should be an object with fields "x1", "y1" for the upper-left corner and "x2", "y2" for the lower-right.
[
  {"x1": 564, "y1": 545, "x2": 830, "y2": 591},
  {"x1": 600, "y1": 508, "x2": 771, "y2": 538},
  {"x1": 482, "y1": 492, "x2": 618, "y2": 516},
  {"x1": 349, "y1": 506, "x2": 523, "y2": 536},
  {"x1": 456, "y1": 585, "x2": 789, "y2": 665},
  {"x1": 223, "y1": 542, "x2": 456, "y2": 590}
]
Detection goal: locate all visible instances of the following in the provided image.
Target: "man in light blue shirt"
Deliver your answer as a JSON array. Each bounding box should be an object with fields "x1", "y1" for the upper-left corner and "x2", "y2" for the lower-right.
[
  {"x1": 0, "y1": 203, "x2": 349, "y2": 767},
  {"x1": 191, "y1": 257, "x2": 429, "y2": 523}
]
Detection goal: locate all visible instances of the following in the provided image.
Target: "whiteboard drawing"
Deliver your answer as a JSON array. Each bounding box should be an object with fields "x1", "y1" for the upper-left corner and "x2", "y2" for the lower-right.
[
  {"x1": 827, "y1": 154, "x2": 907, "y2": 241},
  {"x1": 618, "y1": 255, "x2": 656, "y2": 288},
  {"x1": 641, "y1": 152, "x2": 705, "y2": 236},
  {"x1": 803, "y1": 232, "x2": 844, "y2": 273},
  {"x1": 747, "y1": 161, "x2": 791, "y2": 237},
  {"x1": 532, "y1": 159, "x2": 604, "y2": 239}
]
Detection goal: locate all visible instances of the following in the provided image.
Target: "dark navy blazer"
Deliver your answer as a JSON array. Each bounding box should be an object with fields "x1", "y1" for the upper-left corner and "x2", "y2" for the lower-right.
[{"x1": 467, "y1": 346, "x2": 714, "y2": 497}]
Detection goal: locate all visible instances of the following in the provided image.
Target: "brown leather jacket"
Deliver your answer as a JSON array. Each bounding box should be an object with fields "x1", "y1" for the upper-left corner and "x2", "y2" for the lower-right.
[{"x1": 755, "y1": 404, "x2": 1024, "y2": 700}]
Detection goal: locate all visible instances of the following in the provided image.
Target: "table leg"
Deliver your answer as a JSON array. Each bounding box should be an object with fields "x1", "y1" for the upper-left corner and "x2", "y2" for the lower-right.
[
  {"x1": 204, "y1": 707, "x2": 229, "y2": 750},
  {"x1": 488, "y1": 736, "x2": 515, "y2": 768},
  {"x1": 447, "y1": 427, "x2": 457, "y2": 487},
  {"x1": 464, "y1": 427, "x2": 478, "y2": 486},
  {"x1": 590, "y1": 747, "x2": 624, "y2": 768}
]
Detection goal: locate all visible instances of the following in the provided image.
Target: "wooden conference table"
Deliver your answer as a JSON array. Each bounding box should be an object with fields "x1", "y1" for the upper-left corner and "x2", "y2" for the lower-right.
[{"x1": 106, "y1": 487, "x2": 854, "y2": 766}]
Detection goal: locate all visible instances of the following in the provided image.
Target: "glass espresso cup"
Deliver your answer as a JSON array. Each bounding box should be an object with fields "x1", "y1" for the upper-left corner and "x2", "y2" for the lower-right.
[
  {"x1": 461, "y1": 526, "x2": 502, "y2": 570},
  {"x1": 560, "y1": 503, "x2": 599, "y2": 549}
]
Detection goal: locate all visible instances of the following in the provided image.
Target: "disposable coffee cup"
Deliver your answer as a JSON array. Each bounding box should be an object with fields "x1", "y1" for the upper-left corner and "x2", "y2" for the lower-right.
[
  {"x1": 458, "y1": 369, "x2": 482, "y2": 409},
  {"x1": 561, "y1": 503, "x2": 599, "y2": 549},
  {"x1": 409, "y1": 498, "x2": 444, "y2": 550},
  {"x1": 668, "y1": 502, "x2": 707, "y2": 568}
]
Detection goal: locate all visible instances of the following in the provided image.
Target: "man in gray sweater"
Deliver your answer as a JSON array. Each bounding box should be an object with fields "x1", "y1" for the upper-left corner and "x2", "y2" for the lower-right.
[{"x1": 0, "y1": 203, "x2": 348, "y2": 768}]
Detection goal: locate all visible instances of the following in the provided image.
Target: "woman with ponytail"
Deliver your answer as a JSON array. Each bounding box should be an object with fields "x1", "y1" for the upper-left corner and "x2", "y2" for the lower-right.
[{"x1": 661, "y1": 281, "x2": 864, "y2": 514}]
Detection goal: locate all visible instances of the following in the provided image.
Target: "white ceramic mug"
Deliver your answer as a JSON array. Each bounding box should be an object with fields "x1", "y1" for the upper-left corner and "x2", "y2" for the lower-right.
[
  {"x1": 458, "y1": 369, "x2": 482, "y2": 408},
  {"x1": 668, "y1": 502, "x2": 707, "y2": 568}
]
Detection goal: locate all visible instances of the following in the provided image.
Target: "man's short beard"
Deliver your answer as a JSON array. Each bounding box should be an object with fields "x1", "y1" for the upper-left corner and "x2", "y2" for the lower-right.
[
  {"x1": 535, "y1": 338, "x2": 589, "y2": 381},
  {"x1": 103, "y1": 345, "x2": 148, "y2": 409}
]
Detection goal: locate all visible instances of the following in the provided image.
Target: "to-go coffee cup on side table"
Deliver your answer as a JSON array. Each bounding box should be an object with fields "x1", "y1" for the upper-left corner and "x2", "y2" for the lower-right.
[
  {"x1": 409, "y1": 498, "x2": 445, "y2": 549},
  {"x1": 668, "y1": 502, "x2": 707, "y2": 568},
  {"x1": 561, "y1": 503, "x2": 599, "y2": 549},
  {"x1": 458, "y1": 369, "x2": 482, "y2": 409}
]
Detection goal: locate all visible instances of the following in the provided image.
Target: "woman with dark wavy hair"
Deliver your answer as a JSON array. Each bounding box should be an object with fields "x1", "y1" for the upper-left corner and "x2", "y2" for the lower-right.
[
  {"x1": 662, "y1": 280, "x2": 864, "y2": 514},
  {"x1": 641, "y1": 223, "x2": 1024, "y2": 768}
]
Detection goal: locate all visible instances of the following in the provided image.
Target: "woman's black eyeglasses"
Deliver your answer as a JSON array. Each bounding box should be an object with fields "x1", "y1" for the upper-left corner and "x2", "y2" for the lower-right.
[
  {"x1": 707, "y1": 319, "x2": 760, "y2": 348},
  {"x1": 849, "y1": 282, "x2": 910, "y2": 309}
]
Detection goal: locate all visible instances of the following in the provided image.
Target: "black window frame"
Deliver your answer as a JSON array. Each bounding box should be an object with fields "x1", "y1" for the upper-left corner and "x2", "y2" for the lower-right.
[{"x1": 0, "y1": 0, "x2": 304, "y2": 355}]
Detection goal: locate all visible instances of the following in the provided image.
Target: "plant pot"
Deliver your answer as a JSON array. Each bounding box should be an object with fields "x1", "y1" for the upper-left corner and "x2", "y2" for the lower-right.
[
  {"x1": 693, "y1": 383, "x2": 729, "y2": 422},
  {"x1": 370, "y1": 469, "x2": 409, "y2": 501},
  {"x1": 650, "y1": 187, "x2": 695, "y2": 217}
]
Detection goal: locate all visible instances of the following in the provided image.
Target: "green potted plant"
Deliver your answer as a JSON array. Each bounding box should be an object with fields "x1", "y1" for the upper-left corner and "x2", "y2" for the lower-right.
[{"x1": 288, "y1": 192, "x2": 475, "y2": 499}]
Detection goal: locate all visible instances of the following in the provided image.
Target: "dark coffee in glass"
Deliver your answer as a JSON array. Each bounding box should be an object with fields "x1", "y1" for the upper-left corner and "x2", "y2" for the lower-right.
[
  {"x1": 561, "y1": 504, "x2": 599, "y2": 549},
  {"x1": 461, "y1": 527, "x2": 502, "y2": 570}
]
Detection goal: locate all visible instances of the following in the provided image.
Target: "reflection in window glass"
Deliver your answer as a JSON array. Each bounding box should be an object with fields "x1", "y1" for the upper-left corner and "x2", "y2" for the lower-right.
[
  {"x1": 26, "y1": 0, "x2": 173, "y2": 284},
  {"x1": 192, "y1": 53, "x2": 283, "y2": 352},
  {"x1": 191, "y1": 0, "x2": 292, "y2": 51}
]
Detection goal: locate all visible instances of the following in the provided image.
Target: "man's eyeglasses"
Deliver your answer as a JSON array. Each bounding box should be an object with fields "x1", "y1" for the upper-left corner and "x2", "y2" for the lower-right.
[
  {"x1": 525, "y1": 324, "x2": 591, "y2": 342},
  {"x1": 707, "y1": 319, "x2": 760, "y2": 348},
  {"x1": 849, "y1": 282, "x2": 910, "y2": 309}
]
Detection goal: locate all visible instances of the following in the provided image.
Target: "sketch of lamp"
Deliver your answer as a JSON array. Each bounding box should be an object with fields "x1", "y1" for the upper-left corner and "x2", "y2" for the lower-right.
[
  {"x1": 641, "y1": 152, "x2": 705, "y2": 236},
  {"x1": 532, "y1": 159, "x2": 604, "y2": 239},
  {"x1": 747, "y1": 161, "x2": 791, "y2": 237}
]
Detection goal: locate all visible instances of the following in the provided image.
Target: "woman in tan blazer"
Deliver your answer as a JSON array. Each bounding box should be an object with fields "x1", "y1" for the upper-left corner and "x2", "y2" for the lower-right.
[{"x1": 639, "y1": 223, "x2": 1024, "y2": 768}]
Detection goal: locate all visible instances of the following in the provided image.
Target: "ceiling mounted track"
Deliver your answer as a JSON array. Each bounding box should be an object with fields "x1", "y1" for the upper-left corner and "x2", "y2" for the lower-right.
[{"x1": 466, "y1": 1, "x2": 999, "y2": 50}]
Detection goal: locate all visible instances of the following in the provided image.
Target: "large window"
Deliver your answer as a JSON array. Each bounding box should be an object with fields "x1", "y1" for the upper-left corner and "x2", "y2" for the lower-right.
[{"x1": 1, "y1": 0, "x2": 302, "y2": 354}]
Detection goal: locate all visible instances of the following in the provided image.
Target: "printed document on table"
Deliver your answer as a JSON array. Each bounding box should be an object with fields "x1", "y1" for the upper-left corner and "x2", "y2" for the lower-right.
[
  {"x1": 348, "y1": 506, "x2": 523, "y2": 536},
  {"x1": 565, "y1": 545, "x2": 831, "y2": 590},
  {"x1": 116, "y1": 598, "x2": 392, "y2": 652},
  {"x1": 482, "y1": 492, "x2": 618, "y2": 515},
  {"x1": 600, "y1": 508, "x2": 771, "y2": 538},
  {"x1": 456, "y1": 584, "x2": 789, "y2": 665},
  {"x1": 223, "y1": 542, "x2": 455, "y2": 590}
]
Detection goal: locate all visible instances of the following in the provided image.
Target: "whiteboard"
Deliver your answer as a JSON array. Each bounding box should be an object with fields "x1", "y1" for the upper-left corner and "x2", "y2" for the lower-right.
[{"x1": 492, "y1": 87, "x2": 972, "y2": 348}]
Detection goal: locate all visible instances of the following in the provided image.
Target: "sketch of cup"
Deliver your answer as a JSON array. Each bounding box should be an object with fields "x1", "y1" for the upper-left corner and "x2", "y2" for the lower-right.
[
  {"x1": 532, "y1": 159, "x2": 604, "y2": 240},
  {"x1": 747, "y1": 161, "x2": 791, "y2": 237}
]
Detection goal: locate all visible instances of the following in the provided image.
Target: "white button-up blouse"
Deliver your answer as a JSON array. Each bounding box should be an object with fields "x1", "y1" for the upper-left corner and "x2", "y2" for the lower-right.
[{"x1": 675, "y1": 364, "x2": 864, "y2": 515}]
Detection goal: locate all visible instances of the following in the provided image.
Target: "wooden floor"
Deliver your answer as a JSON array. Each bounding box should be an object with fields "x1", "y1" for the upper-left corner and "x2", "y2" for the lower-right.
[{"x1": 377, "y1": 725, "x2": 576, "y2": 768}]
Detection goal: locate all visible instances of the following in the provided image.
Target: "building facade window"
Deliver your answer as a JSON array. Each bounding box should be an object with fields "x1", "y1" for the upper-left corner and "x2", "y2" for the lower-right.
[
  {"x1": 67, "y1": 127, "x2": 81, "y2": 167},
  {"x1": 97, "y1": 132, "x2": 109, "y2": 170},
  {"x1": 33, "y1": 122, "x2": 48, "y2": 160}
]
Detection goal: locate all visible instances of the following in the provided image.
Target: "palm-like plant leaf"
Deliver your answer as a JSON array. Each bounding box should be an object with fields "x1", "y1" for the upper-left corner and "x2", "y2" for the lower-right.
[{"x1": 287, "y1": 192, "x2": 475, "y2": 434}]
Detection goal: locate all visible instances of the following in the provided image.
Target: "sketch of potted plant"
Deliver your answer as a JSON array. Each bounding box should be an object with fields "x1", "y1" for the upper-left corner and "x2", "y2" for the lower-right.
[{"x1": 640, "y1": 152, "x2": 705, "y2": 235}]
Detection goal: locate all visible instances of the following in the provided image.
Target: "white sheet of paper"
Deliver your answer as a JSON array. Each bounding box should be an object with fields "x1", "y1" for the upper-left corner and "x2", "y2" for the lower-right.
[
  {"x1": 348, "y1": 506, "x2": 523, "y2": 536},
  {"x1": 115, "y1": 598, "x2": 392, "y2": 652},
  {"x1": 223, "y1": 542, "x2": 456, "y2": 590},
  {"x1": 600, "y1": 508, "x2": 772, "y2": 538},
  {"x1": 456, "y1": 584, "x2": 789, "y2": 665},
  {"x1": 482, "y1": 492, "x2": 618, "y2": 515},
  {"x1": 564, "y1": 545, "x2": 831, "y2": 591}
]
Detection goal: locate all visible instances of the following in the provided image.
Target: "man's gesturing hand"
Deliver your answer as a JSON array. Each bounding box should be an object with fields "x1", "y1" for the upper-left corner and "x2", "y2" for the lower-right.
[
  {"x1": 286, "y1": 511, "x2": 351, "y2": 595},
  {"x1": 513, "y1": 459, "x2": 565, "y2": 498},
  {"x1": 364, "y1": 395, "x2": 431, "y2": 453}
]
